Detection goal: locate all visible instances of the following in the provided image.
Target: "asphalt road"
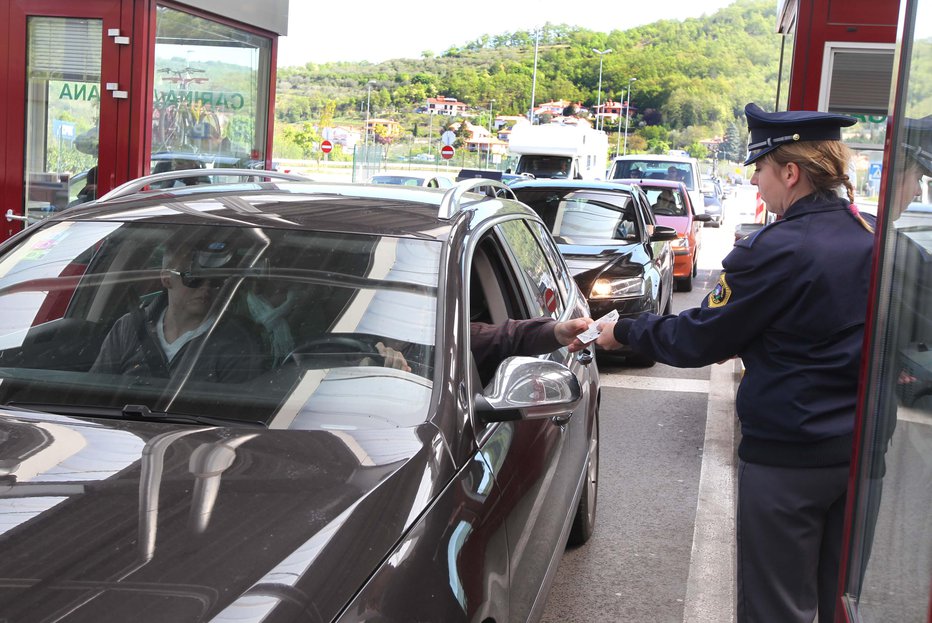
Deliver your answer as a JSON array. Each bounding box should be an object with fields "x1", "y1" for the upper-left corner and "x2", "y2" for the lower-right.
[{"x1": 540, "y1": 186, "x2": 757, "y2": 623}]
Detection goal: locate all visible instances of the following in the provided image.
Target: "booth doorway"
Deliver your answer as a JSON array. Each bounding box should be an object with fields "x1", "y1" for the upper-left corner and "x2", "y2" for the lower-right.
[{"x1": 5, "y1": 0, "x2": 127, "y2": 229}]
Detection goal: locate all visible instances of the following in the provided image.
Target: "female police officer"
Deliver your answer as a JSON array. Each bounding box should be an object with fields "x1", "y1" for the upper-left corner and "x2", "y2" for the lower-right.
[{"x1": 572, "y1": 103, "x2": 876, "y2": 623}]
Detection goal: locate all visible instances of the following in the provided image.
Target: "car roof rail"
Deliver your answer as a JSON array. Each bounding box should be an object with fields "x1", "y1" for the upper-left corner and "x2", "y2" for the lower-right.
[
  {"x1": 438, "y1": 179, "x2": 517, "y2": 219},
  {"x1": 97, "y1": 169, "x2": 311, "y2": 202}
]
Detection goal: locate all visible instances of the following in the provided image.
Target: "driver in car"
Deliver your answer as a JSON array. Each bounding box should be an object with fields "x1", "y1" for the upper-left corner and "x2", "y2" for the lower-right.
[
  {"x1": 91, "y1": 238, "x2": 263, "y2": 383},
  {"x1": 652, "y1": 189, "x2": 678, "y2": 214}
]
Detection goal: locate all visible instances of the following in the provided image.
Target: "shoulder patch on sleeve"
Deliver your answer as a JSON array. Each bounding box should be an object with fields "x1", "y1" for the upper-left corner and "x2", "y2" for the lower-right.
[{"x1": 707, "y1": 273, "x2": 732, "y2": 308}]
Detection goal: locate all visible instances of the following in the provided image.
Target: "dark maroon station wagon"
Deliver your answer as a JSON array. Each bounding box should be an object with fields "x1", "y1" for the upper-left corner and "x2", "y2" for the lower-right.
[{"x1": 0, "y1": 171, "x2": 600, "y2": 622}]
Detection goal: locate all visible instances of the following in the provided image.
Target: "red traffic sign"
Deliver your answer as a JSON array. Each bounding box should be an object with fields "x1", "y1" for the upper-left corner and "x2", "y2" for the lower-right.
[
  {"x1": 543, "y1": 288, "x2": 557, "y2": 313},
  {"x1": 440, "y1": 145, "x2": 455, "y2": 160},
  {"x1": 321, "y1": 140, "x2": 333, "y2": 154}
]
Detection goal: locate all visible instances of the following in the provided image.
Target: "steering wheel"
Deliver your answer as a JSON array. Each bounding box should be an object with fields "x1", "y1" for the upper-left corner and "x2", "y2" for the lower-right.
[{"x1": 284, "y1": 334, "x2": 383, "y2": 369}]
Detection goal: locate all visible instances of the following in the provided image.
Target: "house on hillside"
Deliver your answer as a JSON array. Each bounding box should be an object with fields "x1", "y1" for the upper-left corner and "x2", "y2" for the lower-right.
[
  {"x1": 365, "y1": 118, "x2": 401, "y2": 142},
  {"x1": 494, "y1": 115, "x2": 525, "y2": 133},
  {"x1": 448, "y1": 121, "x2": 508, "y2": 158},
  {"x1": 330, "y1": 126, "x2": 361, "y2": 148},
  {"x1": 533, "y1": 100, "x2": 588, "y2": 121},
  {"x1": 591, "y1": 99, "x2": 625, "y2": 125},
  {"x1": 424, "y1": 96, "x2": 469, "y2": 116}
]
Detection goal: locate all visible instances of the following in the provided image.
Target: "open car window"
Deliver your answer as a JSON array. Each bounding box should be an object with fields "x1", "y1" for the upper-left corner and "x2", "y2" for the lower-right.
[{"x1": 0, "y1": 221, "x2": 440, "y2": 430}]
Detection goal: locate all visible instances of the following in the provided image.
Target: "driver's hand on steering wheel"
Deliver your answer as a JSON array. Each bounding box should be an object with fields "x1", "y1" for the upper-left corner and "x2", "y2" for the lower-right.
[{"x1": 363, "y1": 341, "x2": 411, "y2": 373}]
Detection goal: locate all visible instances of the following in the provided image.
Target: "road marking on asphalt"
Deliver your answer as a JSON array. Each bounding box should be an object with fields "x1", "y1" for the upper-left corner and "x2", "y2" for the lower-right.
[
  {"x1": 684, "y1": 361, "x2": 738, "y2": 623},
  {"x1": 599, "y1": 374, "x2": 710, "y2": 394}
]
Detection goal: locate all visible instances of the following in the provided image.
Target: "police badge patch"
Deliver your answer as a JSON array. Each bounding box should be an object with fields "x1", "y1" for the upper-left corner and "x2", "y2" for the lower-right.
[{"x1": 708, "y1": 274, "x2": 732, "y2": 308}]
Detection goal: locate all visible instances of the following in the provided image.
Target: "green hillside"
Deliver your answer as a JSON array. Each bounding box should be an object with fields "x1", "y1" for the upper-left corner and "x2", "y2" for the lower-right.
[{"x1": 274, "y1": 0, "x2": 779, "y2": 162}]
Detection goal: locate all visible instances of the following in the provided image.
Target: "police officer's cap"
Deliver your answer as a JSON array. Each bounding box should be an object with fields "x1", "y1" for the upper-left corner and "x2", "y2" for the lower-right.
[
  {"x1": 902, "y1": 115, "x2": 932, "y2": 177},
  {"x1": 743, "y1": 103, "x2": 857, "y2": 166}
]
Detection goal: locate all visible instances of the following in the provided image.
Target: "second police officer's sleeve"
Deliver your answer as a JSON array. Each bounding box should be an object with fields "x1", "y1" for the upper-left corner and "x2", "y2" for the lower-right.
[{"x1": 619, "y1": 226, "x2": 799, "y2": 367}]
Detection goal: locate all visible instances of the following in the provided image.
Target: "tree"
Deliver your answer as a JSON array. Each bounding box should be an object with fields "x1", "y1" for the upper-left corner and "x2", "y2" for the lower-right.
[
  {"x1": 280, "y1": 122, "x2": 320, "y2": 159},
  {"x1": 721, "y1": 122, "x2": 745, "y2": 163}
]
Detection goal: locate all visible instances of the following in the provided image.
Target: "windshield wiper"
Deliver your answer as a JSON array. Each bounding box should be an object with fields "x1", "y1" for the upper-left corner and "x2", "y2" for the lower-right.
[
  {"x1": 122, "y1": 404, "x2": 267, "y2": 428},
  {"x1": 4, "y1": 402, "x2": 266, "y2": 428}
]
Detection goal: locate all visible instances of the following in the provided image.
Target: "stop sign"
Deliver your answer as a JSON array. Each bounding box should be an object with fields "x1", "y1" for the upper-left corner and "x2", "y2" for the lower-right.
[
  {"x1": 440, "y1": 145, "x2": 455, "y2": 160},
  {"x1": 321, "y1": 140, "x2": 333, "y2": 154}
]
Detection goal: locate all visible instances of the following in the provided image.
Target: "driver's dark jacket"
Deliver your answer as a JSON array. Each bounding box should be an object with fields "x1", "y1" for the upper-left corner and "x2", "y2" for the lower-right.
[
  {"x1": 613, "y1": 194, "x2": 876, "y2": 467},
  {"x1": 91, "y1": 293, "x2": 260, "y2": 383},
  {"x1": 471, "y1": 317, "x2": 560, "y2": 385}
]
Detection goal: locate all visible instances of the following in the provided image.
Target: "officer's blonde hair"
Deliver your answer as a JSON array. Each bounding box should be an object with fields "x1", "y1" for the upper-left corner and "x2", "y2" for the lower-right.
[{"x1": 765, "y1": 140, "x2": 855, "y2": 202}]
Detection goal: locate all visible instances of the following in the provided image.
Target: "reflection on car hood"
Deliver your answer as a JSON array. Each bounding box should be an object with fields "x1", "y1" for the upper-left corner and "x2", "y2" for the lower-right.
[
  {"x1": 556, "y1": 242, "x2": 641, "y2": 280},
  {"x1": 0, "y1": 408, "x2": 446, "y2": 622}
]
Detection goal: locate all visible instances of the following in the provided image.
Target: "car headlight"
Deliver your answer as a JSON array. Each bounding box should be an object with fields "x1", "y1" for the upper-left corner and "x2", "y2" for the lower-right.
[
  {"x1": 590, "y1": 277, "x2": 644, "y2": 299},
  {"x1": 672, "y1": 235, "x2": 688, "y2": 249}
]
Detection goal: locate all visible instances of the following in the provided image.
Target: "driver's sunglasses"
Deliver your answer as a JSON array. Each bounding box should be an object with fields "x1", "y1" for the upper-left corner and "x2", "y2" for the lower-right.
[{"x1": 166, "y1": 269, "x2": 225, "y2": 289}]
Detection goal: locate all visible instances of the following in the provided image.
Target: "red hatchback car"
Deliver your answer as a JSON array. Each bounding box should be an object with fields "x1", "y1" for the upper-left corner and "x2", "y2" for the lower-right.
[{"x1": 615, "y1": 179, "x2": 711, "y2": 291}]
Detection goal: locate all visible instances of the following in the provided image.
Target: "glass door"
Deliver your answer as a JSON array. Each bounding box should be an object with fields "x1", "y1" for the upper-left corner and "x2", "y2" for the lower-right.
[
  {"x1": 9, "y1": 0, "x2": 125, "y2": 228},
  {"x1": 24, "y1": 17, "x2": 103, "y2": 220}
]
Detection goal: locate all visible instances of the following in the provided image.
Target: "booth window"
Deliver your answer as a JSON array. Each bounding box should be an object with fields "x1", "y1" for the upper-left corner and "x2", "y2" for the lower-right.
[
  {"x1": 840, "y1": 0, "x2": 932, "y2": 619},
  {"x1": 152, "y1": 6, "x2": 272, "y2": 180},
  {"x1": 23, "y1": 17, "x2": 102, "y2": 222}
]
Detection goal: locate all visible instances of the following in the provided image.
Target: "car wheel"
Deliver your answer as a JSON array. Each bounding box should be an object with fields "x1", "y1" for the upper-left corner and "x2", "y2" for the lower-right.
[
  {"x1": 692, "y1": 257, "x2": 698, "y2": 278},
  {"x1": 676, "y1": 276, "x2": 693, "y2": 292},
  {"x1": 568, "y1": 410, "x2": 599, "y2": 546}
]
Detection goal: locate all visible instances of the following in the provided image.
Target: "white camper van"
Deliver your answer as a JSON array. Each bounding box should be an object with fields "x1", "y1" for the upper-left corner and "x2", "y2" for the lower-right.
[{"x1": 507, "y1": 121, "x2": 608, "y2": 181}]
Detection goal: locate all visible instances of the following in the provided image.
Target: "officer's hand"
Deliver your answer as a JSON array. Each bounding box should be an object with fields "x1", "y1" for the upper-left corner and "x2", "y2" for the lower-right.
[{"x1": 594, "y1": 321, "x2": 623, "y2": 350}]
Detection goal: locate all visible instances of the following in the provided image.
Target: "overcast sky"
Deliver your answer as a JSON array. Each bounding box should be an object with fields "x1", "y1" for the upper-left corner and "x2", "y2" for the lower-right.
[{"x1": 278, "y1": 0, "x2": 743, "y2": 66}]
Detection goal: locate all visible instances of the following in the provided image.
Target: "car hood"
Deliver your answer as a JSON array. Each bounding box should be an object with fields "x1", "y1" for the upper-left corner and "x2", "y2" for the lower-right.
[
  {"x1": 654, "y1": 215, "x2": 688, "y2": 235},
  {"x1": 556, "y1": 241, "x2": 642, "y2": 283},
  {"x1": 0, "y1": 408, "x2": 448, "y2": 622}
]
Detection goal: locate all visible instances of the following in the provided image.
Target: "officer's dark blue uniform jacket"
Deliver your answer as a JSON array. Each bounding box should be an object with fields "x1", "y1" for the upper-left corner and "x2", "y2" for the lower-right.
[{"x1": 615, "y1": 194, "x2": 875, "y2": 467}]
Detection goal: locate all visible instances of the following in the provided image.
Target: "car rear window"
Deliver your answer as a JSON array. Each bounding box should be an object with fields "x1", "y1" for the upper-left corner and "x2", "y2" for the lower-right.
[{"x1": 612, "y1": 160, "x2": 695, "y2": 190}]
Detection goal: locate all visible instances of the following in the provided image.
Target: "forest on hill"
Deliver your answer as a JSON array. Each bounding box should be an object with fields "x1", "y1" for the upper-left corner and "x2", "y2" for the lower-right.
[{"x1": 273, "y1": 0, "x2": 781, "y2": 163}]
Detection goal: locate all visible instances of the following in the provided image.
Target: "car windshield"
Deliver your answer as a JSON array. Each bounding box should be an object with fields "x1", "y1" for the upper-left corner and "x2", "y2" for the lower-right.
[
  {"x1": 0, "y1": 221, "x2": 439, "y2": 430},
  {"x1": 515, "y1": 155, "x2": 572, "y2": 178}
]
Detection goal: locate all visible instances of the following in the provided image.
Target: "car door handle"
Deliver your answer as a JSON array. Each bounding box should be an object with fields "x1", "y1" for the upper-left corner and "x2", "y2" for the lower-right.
[{"x1": 576, "y1": 349, "x2": 593, "y2": 365}]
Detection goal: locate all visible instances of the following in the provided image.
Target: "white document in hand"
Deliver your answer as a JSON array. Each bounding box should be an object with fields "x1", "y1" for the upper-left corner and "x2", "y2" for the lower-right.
[{"x1": 576, "y1": 309, "x2": 619, "y2": 343}]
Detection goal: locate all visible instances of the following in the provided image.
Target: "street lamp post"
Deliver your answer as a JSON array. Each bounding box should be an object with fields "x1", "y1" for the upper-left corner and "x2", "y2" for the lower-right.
[
  {"x1": 363, "y1": 79, "x2": 376, "y2": 176},
  {"x1": 622, "y1": 77, "x2": 637, "y2": 156},
  {"x1": 592, "y1": 48, "x2": 612, "y2": 131},
  {"x1": 487, "y1": 99, "x2": 495, "y2": 168},
  {"x1": 529, "y1": 28, "x2": 540, "y2": 123}
]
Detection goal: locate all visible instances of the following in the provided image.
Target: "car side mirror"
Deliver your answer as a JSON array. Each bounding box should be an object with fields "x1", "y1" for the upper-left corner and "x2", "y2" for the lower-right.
[
  {"x1": 650, "y1": 225, "x2": 679, "y2": 242},
  {"x1": 474, "y1": 356, "x2": 581, "y2": 423},
  {"x1": 694, "y1": 212, "x2": 713, "y2": 222}
]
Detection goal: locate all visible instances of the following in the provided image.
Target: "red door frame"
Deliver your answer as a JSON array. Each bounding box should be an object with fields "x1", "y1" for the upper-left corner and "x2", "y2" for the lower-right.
[
  {"x1": 786, "y1": 0, "x2": 898, "y2": 111},
  {"x1": 1, "y1": 0, "x2": 134, "y2": 238}
]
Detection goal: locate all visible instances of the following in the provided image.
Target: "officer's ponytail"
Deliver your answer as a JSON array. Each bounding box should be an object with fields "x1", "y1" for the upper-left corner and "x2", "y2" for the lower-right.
[{"x1": 769, "y1": 140, "x2": 856, "y2": 203}]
